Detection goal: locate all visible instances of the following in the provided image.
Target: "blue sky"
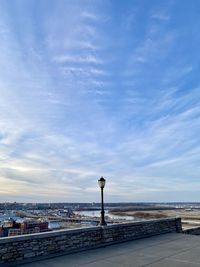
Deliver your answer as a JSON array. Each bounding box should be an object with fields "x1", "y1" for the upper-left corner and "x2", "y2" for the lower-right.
[{"x1": 0, "y1": 0, "x2": 200, "y2": 202}]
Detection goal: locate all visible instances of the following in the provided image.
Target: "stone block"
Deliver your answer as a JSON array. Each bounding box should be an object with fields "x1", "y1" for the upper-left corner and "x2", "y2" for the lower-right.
[{"x1": 24, "y1": 252, "x2": 36, "y2": 258}]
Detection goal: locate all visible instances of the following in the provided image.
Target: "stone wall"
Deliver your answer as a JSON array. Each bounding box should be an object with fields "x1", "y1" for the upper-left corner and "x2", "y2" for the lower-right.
[
  {"x1": 0, "y1": 218, "x2": 182, "y2": 266},
  {"x1": 183, "y1": 227, "x2": 200, "y2": 235}
]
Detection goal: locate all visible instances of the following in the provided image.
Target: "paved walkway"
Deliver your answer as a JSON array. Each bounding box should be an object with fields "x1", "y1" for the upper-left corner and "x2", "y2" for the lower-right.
[{"x1": 19, "y1": 233, "x2": 200, "y2": 267}]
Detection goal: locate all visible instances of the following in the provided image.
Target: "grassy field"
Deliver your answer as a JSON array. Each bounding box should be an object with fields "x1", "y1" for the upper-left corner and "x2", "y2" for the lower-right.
[{"x1": 109, "y1": 209, "x2": 200, "y2": 229}]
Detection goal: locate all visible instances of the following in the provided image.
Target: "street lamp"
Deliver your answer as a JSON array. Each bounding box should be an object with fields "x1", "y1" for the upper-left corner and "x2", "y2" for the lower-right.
[{"x1": 98, "y1": 176, "x2": 106, "y2": 226}]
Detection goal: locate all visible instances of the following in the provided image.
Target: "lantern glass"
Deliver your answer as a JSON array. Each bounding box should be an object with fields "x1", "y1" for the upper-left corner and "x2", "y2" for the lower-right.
[{"x1": 98, "y1": 177, "x2": 106, "y2": 188}]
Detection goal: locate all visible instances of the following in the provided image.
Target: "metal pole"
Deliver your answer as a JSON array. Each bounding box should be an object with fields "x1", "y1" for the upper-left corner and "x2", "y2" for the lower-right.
[{"x1": 100, "y1": 187, "x2": 106, "y2": 225}]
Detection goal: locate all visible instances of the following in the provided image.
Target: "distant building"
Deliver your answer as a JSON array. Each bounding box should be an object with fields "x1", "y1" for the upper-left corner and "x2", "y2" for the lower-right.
[
  {"x1": 58, "y1": 208, "x2": 73, "y2": 217},
  {"x1": 2, "y1": 219, "x2": 49, "y2": 237},
  {"x1": 21, "y1": 221, "x2": 48, "y2": 233},
  {"x1": 8, "y1": 229, "x2": 22, "y2": 236}
]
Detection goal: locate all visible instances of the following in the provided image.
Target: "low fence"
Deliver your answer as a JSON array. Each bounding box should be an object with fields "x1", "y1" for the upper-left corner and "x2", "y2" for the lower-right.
[{"x1": 0, "y1": 218, "x2": 182, "y2": 266}]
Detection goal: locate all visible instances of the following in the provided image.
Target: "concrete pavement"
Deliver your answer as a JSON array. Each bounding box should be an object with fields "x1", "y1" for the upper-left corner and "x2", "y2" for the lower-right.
[{"x1": 19, "y1": 233, "x2": 200, "y2": 267}]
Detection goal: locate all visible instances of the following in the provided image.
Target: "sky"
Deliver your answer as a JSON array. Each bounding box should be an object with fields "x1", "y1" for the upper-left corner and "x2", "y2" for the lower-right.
[{"x1": 0, "y1": 0, "x2": 200, "y2": 203}]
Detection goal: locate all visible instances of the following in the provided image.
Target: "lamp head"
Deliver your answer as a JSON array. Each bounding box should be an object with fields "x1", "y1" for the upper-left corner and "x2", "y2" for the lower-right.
[{"x1": 98, "y1": 176, "x2": 106, "y2": 189}]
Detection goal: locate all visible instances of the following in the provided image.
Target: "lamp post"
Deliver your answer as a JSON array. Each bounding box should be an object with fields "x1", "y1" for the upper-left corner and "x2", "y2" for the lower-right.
[{"x1": 98, "y1": 176, "x2": 106, "y2": 226}]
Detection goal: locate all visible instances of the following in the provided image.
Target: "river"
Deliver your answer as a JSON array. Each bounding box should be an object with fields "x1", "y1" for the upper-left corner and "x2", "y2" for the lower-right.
[{"x1": 74, "y1": 210, "x2": 135, "y2": 221}]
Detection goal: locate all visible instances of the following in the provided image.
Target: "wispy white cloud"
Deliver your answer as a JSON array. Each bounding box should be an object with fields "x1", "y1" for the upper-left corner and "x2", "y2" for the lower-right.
[
  {"x1": 53, "y1": 54, "x2": 103, "y2": 64},
  {"x1": 81, "y1": 11, "x2": 101, "y2": 21},
  {"x1": 151, "y1": 13, "x2": 170, "y2": 21}
]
